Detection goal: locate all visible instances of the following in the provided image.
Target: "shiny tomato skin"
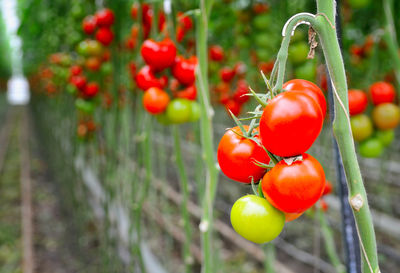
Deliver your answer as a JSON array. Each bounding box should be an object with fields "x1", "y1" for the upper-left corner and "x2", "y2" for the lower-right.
[
  {"x1": 217, "y1": 126, "x2": 270, "y2": 183},
  {"x1": 233, "y1": 81, "x2": 250, "y2": 104},
  {"x1": 348, "y1": 89, "x2": 368, "y2": 116},
  {"x1": 135, "y1": 65, "x2": 168, "y2": 91},
  {"x1": 84, "y1": 82, "x2": 99, "y2": 97},
  {"x1": 285, "y1": 212, "x2": 303, "y2": 222},
  {"x1": 142, "y1": 87, "x2": 170, "y2": 114},
  {"x1": 209, "y1": 45, "x2": 224, "y2": 62},
  {"x1": 259, "y1": 90, "x2": 323, "y2": 157},
  {"x1": 96, "y1": 27, "x2": 114, "y2": 46},
  {"x1": 95, "y1": 8, "x2": 115, "y2": 27},
  {"x1": 369, "y1": 82, "x2": 396, "y2": 105},
  {"x1": 283, "y1": 79, "x2": 327, "y2": 118},
  {"x1": 140, "y1": 39, "x2": 177, "y2": 72},
  {"x1": 172, "y1": 56, "x2": 197, "y2": 86},
  {"x1": 359, "y1": 137, "x2": 383, "y2": 158},
  {"x1": 262, "y1": 153, "x2": 326, "y2": 213},
  {"x1": 175, "y1": 85, "x2": 197, "y2": 101},
  {"x1": 350, "y1": 114, "x2": 373, "y2": 142},
  {"x1": 372, "y1": 103, "x2": 400, "y2": 130},
  {"x1": 375, "y1": 129, "x2": 394, "y2": 146},
  {"x1": 82, "y1": 15, "x2": 97, "y2": 35},
  {"x1": 70, "y1": 75, "x2": 87, "y2": 91},
  {"x1": 166, "y1": 99, "x2": 192, "y2": 124},
  {"x1": 230, "y1": 195, "x2": 285, "y2": 244}
]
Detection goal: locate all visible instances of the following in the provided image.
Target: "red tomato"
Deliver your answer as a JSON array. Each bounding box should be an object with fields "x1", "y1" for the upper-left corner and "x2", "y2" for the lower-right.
[
  {"x1": 158, "y1": 12, "x2": 166, "y2": 32},
  {"x1": 262, "y1": 153, "x2": 326, "y2": 213},
  {"x1": 96, "y1": 27, "x2": 114, "y2": 46},
  {"x1": 319, "y1": 199, "x2": 329, "y2": 212},
  {"x1": 258, "y1": 61, "x2": 274, "y2": 74},
  {"x1": 323, "y1": 180, "x2": 333, "y2": 196},
  {"x1": 209, "y1": 45, "x2": 224, "y2": 61},
  {"x1": 172, "y1": 56, "x2": 197, "y2": 86},
  {"x1": 176, "y1": 26, "x2": 186, "y2": 42},
  {"x1": 175, "y1": 85, "x2": 197, "y2": 100},
  {"x1": 69, "y1": 65, "x2": 82, "y2": 77},
  {"x1": 131, "y1": 3, "x2": 139, "y2": 19},
  {"x1": 125, "y1": 37, "x2": 136, "y2": 50},
  {"x1": 135, "y1": 65, "x2": 168, "y2": 91},
  {"x1": 177, "y1": 12, "x2": 193, "y2": 30},
  {"x1": 142, "y1": 87, "x2": 170, "y2": 114},
  {"x1": 283, "y1": 79, "x2": 327, "y2": 118},
  {"x1": 219, "y1": 67, "x2": 236, "y2": 83},
  {"x1": 84, "y1": 82, "x2": 99, "y2": 98},
  {"x1": 128, "y1": 62, "x2": 137, "y2": 78},
  {"x1": 285, "y1": 212, "x2": 303, "y2": 222},
  {"x1": 141, "y1": 38, "x2": 177, "y2": 72},
  {"x1": 82, "y1": 15, "x2": 97, "y2": 35},
  {"x1": 259, "y1": 90, "x2": 323, "y2": 157},
  {"x1": 225, "y1": 99, "x2": 242, "y2": 116},
  {"x1": 348, "y1": 89, "x2": 368, "y2": 116},
  {"x1": 369, "y1": 81, "x2": 396, "y2": 105},
  {"x1": 217, "y1": 126, "x2": 270, "y2": 183},
  {"x1": 233, "y1": 80, "x2": 250, "y2": 104},
  {"x1": 95, "y1": 8, "x2": 114, "y2": 27},
  {"x1": 70, "y1": 75, "x2": 87, "y2": 91}
]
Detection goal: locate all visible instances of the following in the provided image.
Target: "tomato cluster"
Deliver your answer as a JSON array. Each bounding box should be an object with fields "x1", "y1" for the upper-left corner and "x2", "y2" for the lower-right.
[
  {"x1": 349, "y1": 81, "x2": 399, "y2": 157},
  {"x1": 218, "y1": 79, "x2": 329, "y2": 243}
]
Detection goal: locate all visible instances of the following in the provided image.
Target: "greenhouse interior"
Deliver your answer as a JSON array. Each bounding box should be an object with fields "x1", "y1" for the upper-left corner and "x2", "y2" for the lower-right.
[{"x1": 0, "y1": 0, "x2": 400, "y2": 272}]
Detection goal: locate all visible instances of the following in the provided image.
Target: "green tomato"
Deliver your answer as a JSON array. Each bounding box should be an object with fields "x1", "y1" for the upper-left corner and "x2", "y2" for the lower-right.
[
  {"x1": 166, "y1": 99, "x2": 192, "y2": 124},
  {"x1": 101, "y1": 62, "x2": 113, "y2": 76},
  {"x1": 75, "y1": 98, "x2": 95, "y2": 114},
  {"x1": 237, "y1": 36, "x2": 250, "y2": 49},
  {"x1": 253, "y1": 14, "x2": 271, "y2": 30},
  {"x1": 348, "y1": 0, "x2": 371, "y2": 9},
  {"x1": 375, "y1": 130, "x2": 394, "y2": 147},
  {"x1": 156, "y1": 113, "x2": 171, "y2": 126},
  {"x1": 230, "y1": 195, "x2": 285, "y2": 244},
  {"x1": 288, "y1": 41, "x2": 309, "y2": 65},
  {"x1": 77, "y1": 41, "x2": 89, "y2": 56},
  {"x1": 294, "y1": 60, "x2": 317, "y2": 82},
  {"x1": 359, "y1": 137, "x2": 383, "y2": 158},
  {"x1": 66, "y1": 84, "x2": 77, "y2": 95},
  {"x1": 256, "y1": 48, "x2": 272, "y2": 62},
  {"x1": 254, "y1": 34, "x2": 271, "y2": 48},
  {"x1": 350, "y1": 114, "x2": 373, "y2": 142},
  {"x1": 189, "y1": 101, "x2": 201, "y2": 122}
]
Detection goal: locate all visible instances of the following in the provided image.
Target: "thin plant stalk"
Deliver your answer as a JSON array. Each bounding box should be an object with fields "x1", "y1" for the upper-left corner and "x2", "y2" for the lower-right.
[
  {"x1": 263, "y1": 244, "x2": 276, "y2": 273},
  {"x1": 172, "y1": 125, "x2": 193, "y2": 273}
]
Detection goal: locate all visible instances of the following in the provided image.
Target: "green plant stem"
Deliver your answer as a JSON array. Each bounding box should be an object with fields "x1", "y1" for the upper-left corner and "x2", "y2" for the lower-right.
[
  {"x1": 317, "y1": 210, "x2": 346, "y2": 273},
  {"x1": 314, "y1": 1, "x2": 379, "y2": 272},
  {"x1": 196, "y1": 1, "x2": 219, "y2": 272},
  {"x1": 382, "y1": 0, "x2": 400, "y2": 93},
  {"x1": 172, "y1": 125, "x2": 193, "y2": 273},
  {"x1": 263, "y1": 244, "x2": 276, "y2": 273}
]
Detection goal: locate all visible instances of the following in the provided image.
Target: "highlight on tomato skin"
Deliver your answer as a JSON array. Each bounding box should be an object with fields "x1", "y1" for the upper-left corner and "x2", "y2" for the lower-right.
[
  {"x1": 369, "y1": 81, "x2": 396, "y2": 106},
  {"x1": 217, "y1": 126, "x2": 270, "y2": 184},
  {"x1": 261, "y1": 153, "x2": 326, "y2": 214},
  {"x1": 142, "y1": 87, "x2": 170, "y2": 115},
  {"x1": 348, "y1": 89, "x2": 368, "y2": 116},
  {"x1": 259, "y1": 90, "x2": 324, "y2": 157}
]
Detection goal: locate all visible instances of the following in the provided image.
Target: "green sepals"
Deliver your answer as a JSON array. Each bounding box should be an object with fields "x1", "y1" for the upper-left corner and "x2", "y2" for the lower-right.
[
  {"x1": 258, "y1": 182, "x2": 265, "y2": 198},
  {"x1": 228, "y1": 110, "x2": 247, "y2": 136},
  {"x1": 253, "y1": 159, "x2": 274, "y2": 169},
  {"x1": 248, "y1": 86, "x2": 268, "y2": 107}
]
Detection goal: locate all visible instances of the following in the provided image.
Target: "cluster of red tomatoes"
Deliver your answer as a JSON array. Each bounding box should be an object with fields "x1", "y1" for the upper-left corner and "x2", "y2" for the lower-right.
[
  {"x1": 82, "y1": 8, "x2": 115, "y2": 46},
  {"x1": 209, "y1": 45, "x2": 250, "y2": 116},
  {"x1": 218, "y1": 79, "x2": 330, "y2": 243},
  {"x1": 349, "y1": 81, "x2": 400, "y2": 157}
]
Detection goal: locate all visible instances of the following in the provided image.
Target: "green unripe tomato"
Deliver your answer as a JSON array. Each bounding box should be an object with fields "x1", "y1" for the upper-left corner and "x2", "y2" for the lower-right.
[
  {"x1": 189, "y1": 101, "x2": 201, "y2": 122},
  {"x1": 253, "y1": 14, "x2": 272, "y2": 30},
  {"x1": 67, "y1": 84, "x2": 77, "y2": 95},
  {"x1": 294, "y1": 61, "x2": 317, "y2": 82},
  {"x1": 75, "y1": 98, "x2": 95, "y2": 114},
  {"x1": 288, "y1": 41, "x2": 309, "y2": 65},
  {"x1": 359, "y1": 137, "x2": 383, "y2": 158},
  {"x1": 254, "y1": 33, "x2": 271, "y2": 48},
  {"x1": 256, "y1": 48, "x2": 272, "y2": 62},
  {"x1": 237, "y1": 36, "x2": 250, "y2": 49},
  {"x1": 101, "y1": 62, "x2": 113, "y2": 76},
  {"x1": 77, "y1": 41, "x2": 89, "y2": 56},
  {"x1": 375, "y1": 130, "x2": 394, "y2": 147},
  {"x1": 350, "y1": 114, "x2": 373, "y2": 142},
  {"x1": 166, "y1": 99, "x2": 192, "y2": 124},
  {"x1": 230, "y1": 195, "x2": 285, "y2": 244}
]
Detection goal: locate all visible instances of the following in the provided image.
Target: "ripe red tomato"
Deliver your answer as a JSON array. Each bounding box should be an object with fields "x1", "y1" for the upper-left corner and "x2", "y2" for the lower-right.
[
  {"x1": 177, "y1": 12, "x2": 193, "y2": 31},
  {"x1": 69, "y1": 65, "x2": 82, "y2": 77},
  {"x1": 95, "y1": 8, "x2": 115, "y2": 27},
  {"x1": 259, "y1": 90, "x2": 323, "y2": 157},
  {"x1": 96, "y1": 27, "x2": 114, "y2": 46},
  {"x1": 233, "y1": 80, "x2": 250, "y2": 104},
  {"x1": 225, "y1": 99, "x2": 242, "y2": 116},
  {"x1": 372, "y1": 103, "x2": 400, "y2": 130},
  {"x1": 142, "y1": 87, "x2": 170, "y2": 114},
  {"x1": 175, "y1": 85, "x2": 197, "y2": 101},
  {"x1": 217, "y1": 126, "x2": 270, "y2": 183},
  {"x1": 285, "y1": 212, "x2": 303, "y2": 222},
  {"x1": 219, "y1": 67, "x2": 236, "y2": 83},
  {"x1": 369, "y1": 82, "x2": 396, "y2": 105},
  {"x1": 176, "y1": 26, "x2": 186, "y2": 42},
  {"x1": 84, "y1": 82, "x2": 99, "y2": 98},
  {"x1": 262, "y1": 153, "x2": 326, "y2": 213},
  {"x1": 172, "y1": 56, "x2": 197, "y2": 86},
  {"x1": 85, "y1": 57, "x2": 102, "y2": 71},
  {"x1": 70, "y1": 75, "x2": 87, "y2": 91},
  {"x1": 125, "y1": 37, "x2": 136, "y2": 50},
  {"x1": 323, "y1": 180, "x2": 333, "y2": 196},
  {"x1": 209, "y1": 45, "x2": 224, "y2": 62},
  {"x1": 348, "y1": 89, "x2": 368, "y2": 116},
  {"x1": 82, "y1": 15, "x2": 97, "y2": 35},
  {"x1": 141, "y1": 39, "x2": 177, "y2": 72},
  {"x1": 135, "y1": 65, "x2": 168, "y2": 91},
  {"x1": 283, "y1": 79, "x2": 327, "y2": 118}
]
